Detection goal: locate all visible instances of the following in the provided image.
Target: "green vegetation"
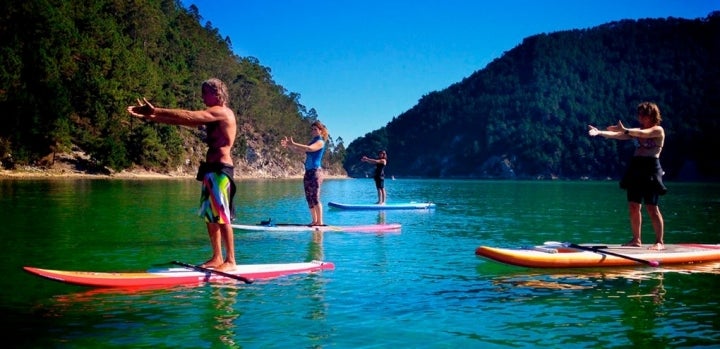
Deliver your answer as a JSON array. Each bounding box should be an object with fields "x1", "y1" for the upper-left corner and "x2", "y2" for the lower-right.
[
  {"x1": 2, "y1": 2, "x2": 717, "y2": 181},
  {"x1": 346, "y1": 13, "x2": 720, "y2": 181},
  {"x1": 0, "y1": 0, "x2": 346, "y2": 175}
]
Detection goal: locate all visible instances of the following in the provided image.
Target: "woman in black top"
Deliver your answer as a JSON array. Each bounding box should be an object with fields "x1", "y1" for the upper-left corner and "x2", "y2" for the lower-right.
[
  {"x1": 587, "y1": 102, "x2": 666, "y2": 250},
  {"x1": 362, "y1": 150, "x2": 388, "y2": 204}
]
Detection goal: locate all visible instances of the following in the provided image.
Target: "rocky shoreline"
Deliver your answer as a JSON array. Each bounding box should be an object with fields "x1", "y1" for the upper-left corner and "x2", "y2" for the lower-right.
[
  {"x1": 0, "y1": 167, "x2": 343, "y2": 180},
  {"x1": 0, "y1": 150, "x2": 348, "y2": 179},
  {"x1": 0, "y1": 167, "x2": 191, "y2": 179},
  {"x1": 0, "y1": 164, "x2": 345, "y2": 180},
  {"x1": 2, "y1": 140, "x2": 352, "y2": 178}
]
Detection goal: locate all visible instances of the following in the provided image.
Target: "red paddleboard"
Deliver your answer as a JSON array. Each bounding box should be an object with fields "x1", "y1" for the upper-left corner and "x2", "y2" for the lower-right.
[{"x1": 24, "y1": 260, "x2": 334, "y2": 288}]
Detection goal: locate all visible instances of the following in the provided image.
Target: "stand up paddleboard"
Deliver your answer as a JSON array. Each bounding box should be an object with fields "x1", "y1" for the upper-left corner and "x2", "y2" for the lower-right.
[
  {"x1": 232, "y1": 219, "x2": 401, "y2": 232},
  {"x1": 475, "y1": 242, "x2": 720, "y2": 268},
  {"x1": 328, "y1": 201, "x2": 436, "y2": 210},
  {"x1": 24, "y1": 260, "x2": 334, "y2": 288}
]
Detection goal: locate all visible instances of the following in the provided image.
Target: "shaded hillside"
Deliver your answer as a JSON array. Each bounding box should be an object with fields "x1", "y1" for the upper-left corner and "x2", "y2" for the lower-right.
[
  {"x1": 0, "y1": 0, "x2": 346, "y2": 177},
  {"x1": 345, "y1": 13, "x2": 720, "y2": 181}
]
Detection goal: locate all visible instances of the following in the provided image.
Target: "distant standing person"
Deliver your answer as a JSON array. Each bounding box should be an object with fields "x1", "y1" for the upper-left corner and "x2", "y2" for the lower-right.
[
  {"x1": 362, "y1": 150, "x2": 388, "y2": 204},
  {"x1": 281, "y1": 121, "x2": 329, "y2": 226},
  {"x1": 127, "y1": 78, "x2": 239, "y2": 271},
  {"x1": 588, "y1": 101, "x2": 667, "y2": 250}
]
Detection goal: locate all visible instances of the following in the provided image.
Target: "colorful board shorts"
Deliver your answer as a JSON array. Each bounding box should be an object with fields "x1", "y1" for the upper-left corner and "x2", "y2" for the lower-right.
[{"x1": 198, "y1": 163, "x2": 236, "y2": 224}]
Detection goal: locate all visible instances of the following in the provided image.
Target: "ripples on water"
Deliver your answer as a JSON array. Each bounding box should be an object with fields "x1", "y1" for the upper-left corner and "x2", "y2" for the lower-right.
[{"x1": 1, "y1": 179, "x2": 719, "y2": 348}]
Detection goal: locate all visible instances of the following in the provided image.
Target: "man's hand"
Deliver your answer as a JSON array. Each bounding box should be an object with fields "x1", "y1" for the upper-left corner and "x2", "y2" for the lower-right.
[
  {"x1": 587, "y1": 125, "x2": 600, "y2": 137},
  {"x1": 127, "y1": 98, "x2": 155, "y2": 118}
]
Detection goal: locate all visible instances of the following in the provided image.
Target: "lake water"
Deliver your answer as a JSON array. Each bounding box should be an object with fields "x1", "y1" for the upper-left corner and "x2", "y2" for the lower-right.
[{"x1": 1, "y1": 178, "x2": 719, "y2": 348}]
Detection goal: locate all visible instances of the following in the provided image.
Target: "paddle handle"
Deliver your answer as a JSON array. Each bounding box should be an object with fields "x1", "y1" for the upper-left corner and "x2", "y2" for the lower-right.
[{"x1": 171, "y1": 261, "x2": 253, "y2": 284}]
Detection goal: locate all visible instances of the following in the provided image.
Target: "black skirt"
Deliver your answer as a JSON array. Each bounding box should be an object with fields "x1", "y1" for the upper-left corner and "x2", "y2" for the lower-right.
[{"x1": 619, "y1": 156, "x2": 667, "y2": 195}]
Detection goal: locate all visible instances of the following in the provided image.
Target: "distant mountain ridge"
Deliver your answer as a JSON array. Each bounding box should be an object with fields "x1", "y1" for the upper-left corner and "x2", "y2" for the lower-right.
[{"x1": 345, "y1": 12, "x2": 720, "y2": 181}]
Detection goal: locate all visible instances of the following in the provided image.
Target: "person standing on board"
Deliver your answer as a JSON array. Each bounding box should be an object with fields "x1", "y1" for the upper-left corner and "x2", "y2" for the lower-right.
[
  {"x1": 588, "y1": 101, "x2": 667, "y2": 250},
  {"x1": 361, "y1": 150, "x2": 388, "y2": 204},
  {"x1": 127, "y1": 78, "x2": 239, "y2": 271},
  {"x1": 281, "y1": 121, "x2": 329, "y2": 226}
]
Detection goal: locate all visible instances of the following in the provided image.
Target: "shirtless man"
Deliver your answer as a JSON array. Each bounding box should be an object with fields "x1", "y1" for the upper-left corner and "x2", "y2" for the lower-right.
[
  {"x1": 588, "y1": 101, "x2": 666, "y2": 250},
  {"x1": 127, "y1": 78, "x2": 239, "y2": 270}
]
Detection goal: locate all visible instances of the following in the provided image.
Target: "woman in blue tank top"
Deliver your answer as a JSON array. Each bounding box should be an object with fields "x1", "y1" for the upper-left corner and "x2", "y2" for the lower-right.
[{"x1": 281, "y1": 121, "x2": 329, "y2": 226}]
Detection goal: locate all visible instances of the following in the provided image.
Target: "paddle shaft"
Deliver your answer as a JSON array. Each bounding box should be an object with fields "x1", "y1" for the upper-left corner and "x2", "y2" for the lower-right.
[
  {"x1": 259, "y1": 222, "x2": 343, "y2": 231},
  {"x1": 171, "y1": 261, "x2": 253, "y2": 284},
  {"x1": 565, "y1": 243, "x2": 660, "y2": 267},
  {"x1": 272, "y1": 223, "x2": 326, "y2": 227}
]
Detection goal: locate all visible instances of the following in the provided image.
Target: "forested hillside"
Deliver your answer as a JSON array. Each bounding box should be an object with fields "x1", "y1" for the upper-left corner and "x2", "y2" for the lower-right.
[
  {"x1": 346, "y1": 13, "x2": 720, "y2": 181},
  {"x1": 0, "y1": 0, "x2": 347, "y2": 177}
]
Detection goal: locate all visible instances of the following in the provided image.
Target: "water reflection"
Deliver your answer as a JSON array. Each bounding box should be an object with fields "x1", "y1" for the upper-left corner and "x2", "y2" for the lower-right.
[
  {"x1": 209, "y1": 286, "x2": 241, "y2": 348},
  {"x1": 302, "y1": 274, "x2": 330, "y2": 347},
  {"x1": 625, "y1": 272, "x2": 666, "y2": 304},
  {"x1": 47, "y1": 276, "x2": 330, "y2": 348},
  {"x1": 6, "y1": 180, "x2": 719, "y2": 347},
  {"x1": 53, "y1": 284, "x2": 199, "y2": 301},
  {"x1": 487, "y1": 262, "x2": 720, "y2": 292},
  {"x1": 307, "y1": 231, "x2": 324, "y2": 261}
]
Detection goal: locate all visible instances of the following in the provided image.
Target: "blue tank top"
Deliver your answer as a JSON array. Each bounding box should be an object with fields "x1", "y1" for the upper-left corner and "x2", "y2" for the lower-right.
[{"x1": 304, "y1": 136, "x2": 325, "y2": 170}]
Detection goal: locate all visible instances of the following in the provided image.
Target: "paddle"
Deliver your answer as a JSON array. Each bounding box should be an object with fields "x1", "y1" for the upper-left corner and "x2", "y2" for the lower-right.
[
  {"x1": 548, "y1": 242, "x2": 660, "y2": 267},
  {"x1": 171, "y1": 261, "x2": 253, "y2": 284},
  {"x1": 261, "y1": 218, "x2": 319, "y2": 227},
  {"x1": 261, "y1": 218, "x2": 321, "y2": 227},
  {"x1": 259, "y1": 218, "x2": 342, "y2": 231}
]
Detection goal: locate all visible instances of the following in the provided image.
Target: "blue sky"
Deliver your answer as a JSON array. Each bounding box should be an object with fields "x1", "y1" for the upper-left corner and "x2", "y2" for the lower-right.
[{"x1": 179, "y1": 0, "x2": 718, "y2": 144}]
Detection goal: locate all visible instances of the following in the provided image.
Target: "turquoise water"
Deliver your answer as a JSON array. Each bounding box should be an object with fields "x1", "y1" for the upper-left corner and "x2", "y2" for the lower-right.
[{"x1": 1, "y1": 178, "x2": 719, "y2": 348}]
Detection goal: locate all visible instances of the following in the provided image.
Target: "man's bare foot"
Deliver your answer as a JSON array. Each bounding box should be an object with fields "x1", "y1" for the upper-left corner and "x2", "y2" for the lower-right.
[
  {"x1": 200, "y1": 258, "x2": 223, "y2": 269},
  {"x1": 215, "y1": 262, "x2": 236, "y2": 272},
  {"x1": 622, "y1": 239, "x2": 642, "y2": 247},
  {"x1": 648, "y1": 243, "x2": 665, "y2": 251}
]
